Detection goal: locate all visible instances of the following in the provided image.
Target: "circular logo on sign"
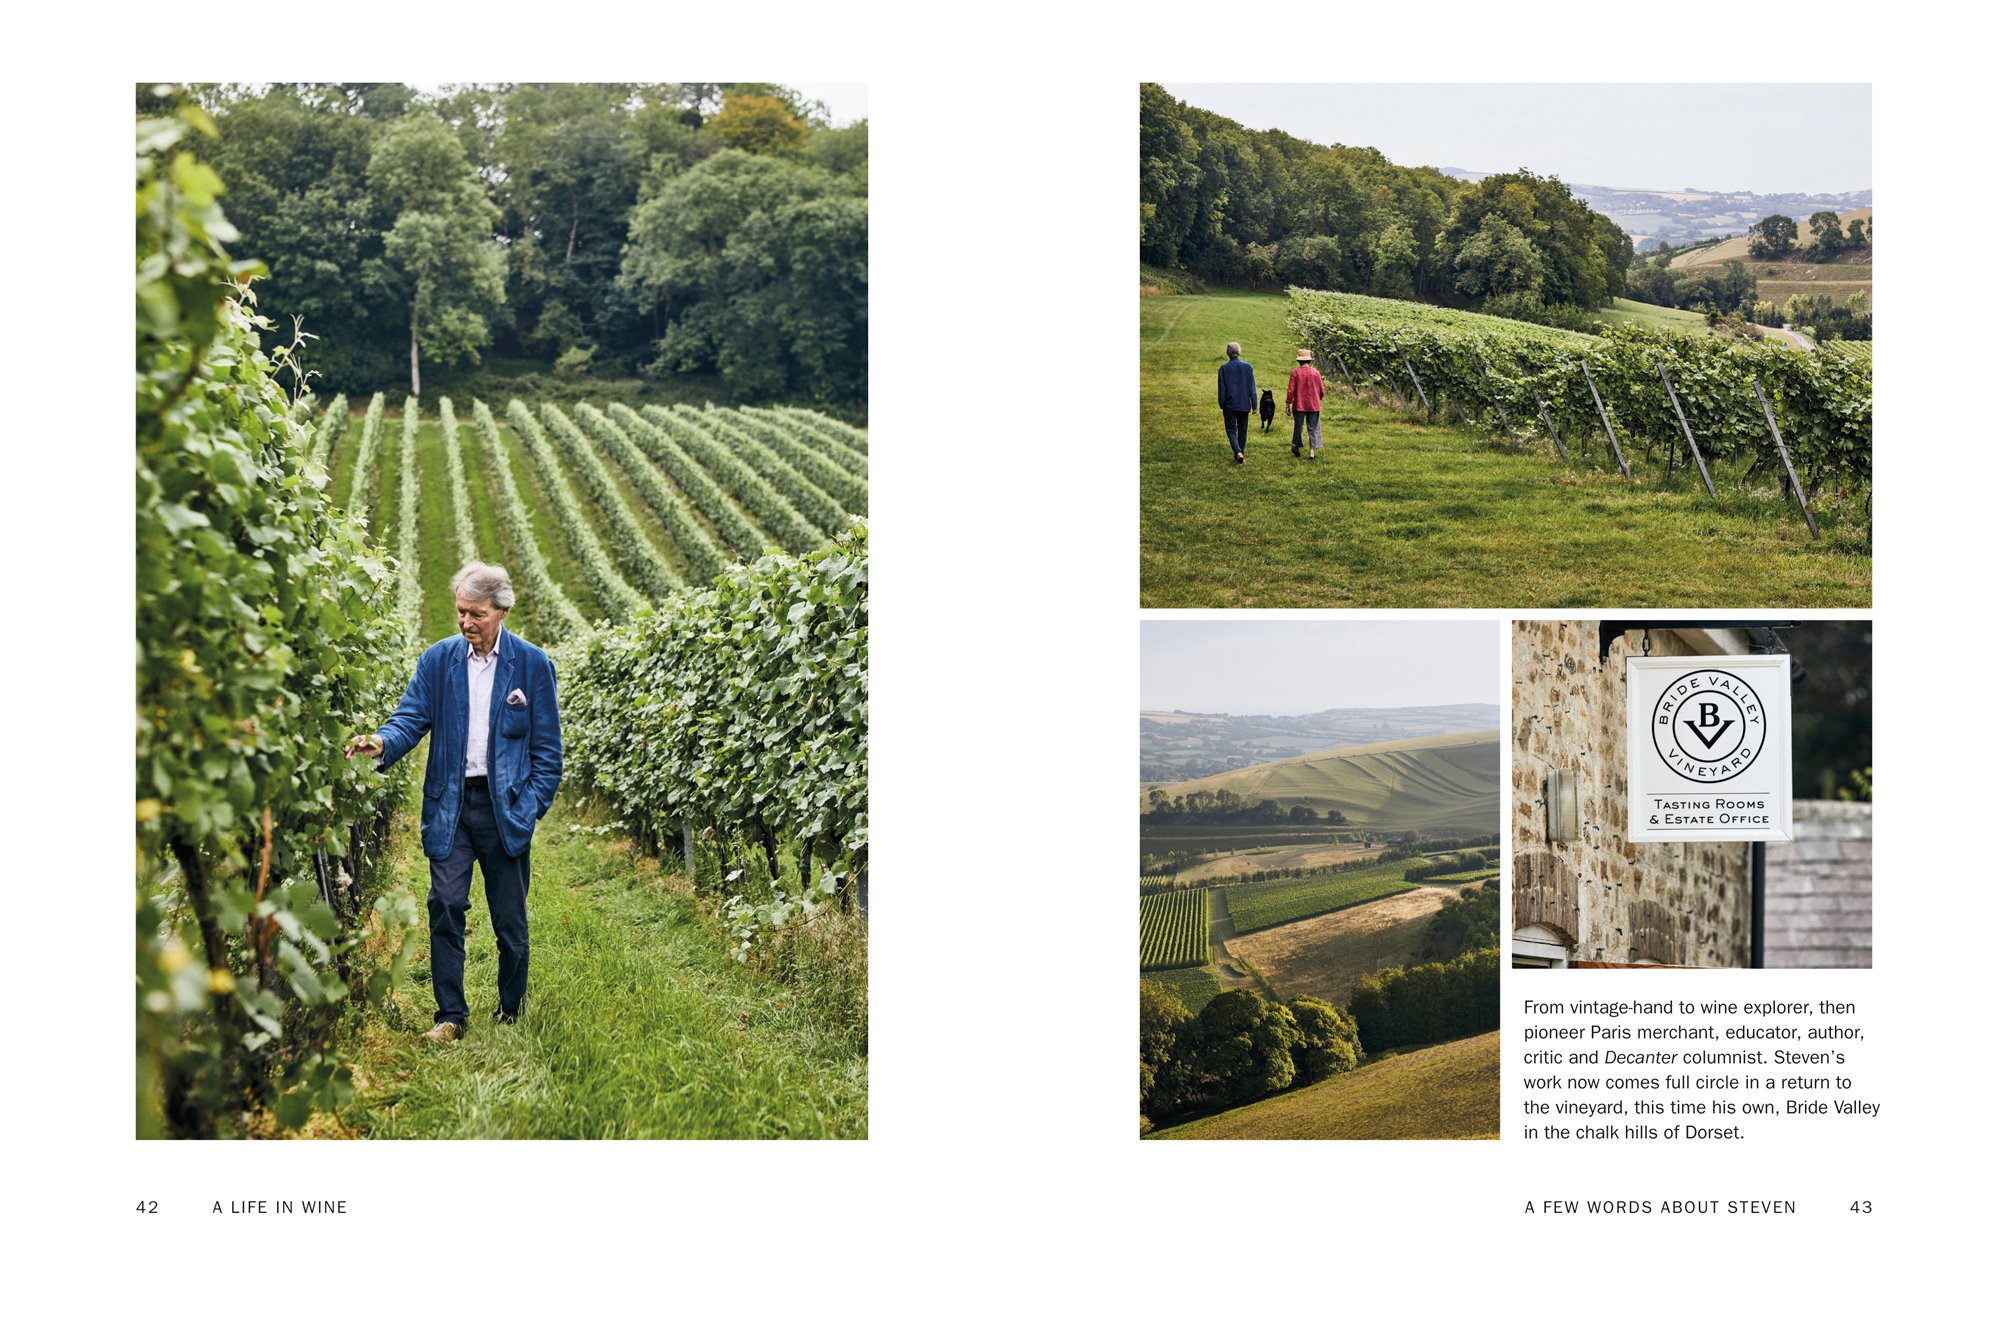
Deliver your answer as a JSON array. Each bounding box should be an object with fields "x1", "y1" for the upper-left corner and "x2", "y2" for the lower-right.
[{"x1": 1653, "y1": 669, "x2": 1766, "y2": 784}]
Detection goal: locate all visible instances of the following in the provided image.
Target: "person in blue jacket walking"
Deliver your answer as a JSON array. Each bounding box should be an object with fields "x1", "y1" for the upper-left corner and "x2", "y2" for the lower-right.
[
  {"x1": 345, "y1": 562, "x2": 564, "y2": 1043},
  {"x1": 1217, "y1": 341, "x2": 1258, "y2": 464}
]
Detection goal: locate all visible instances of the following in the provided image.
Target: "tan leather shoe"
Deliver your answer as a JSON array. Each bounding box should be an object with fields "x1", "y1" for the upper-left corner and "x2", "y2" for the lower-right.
[{"x1": 421, "y1": 1021, "x2": 463, "y2": 1043}]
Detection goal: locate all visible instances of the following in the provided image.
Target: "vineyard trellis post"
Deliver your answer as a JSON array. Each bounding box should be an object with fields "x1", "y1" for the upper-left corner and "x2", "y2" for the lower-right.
[
  {"x1": 1658, "y1": 362, "x2": 1716, "y2": 498},
  {"x1": 683, "y1": 821, "x2": 694, "y2": 877},
  {"x1": 1579, "y1": 360, "x2": 1630, "y2": 478},
  {"x1": 1753, "y1": 381, "x2": 1819, "y2": 537},
  {"x1": 1395, "y1": 337, "x2": 1431, "y2": 416},
  {"x1": 1533, "y1": 393, "x2": 1568, "y2": 462},
  {"x1": 1332, "y1": 353, "x2": 1355, "y2": 392}
]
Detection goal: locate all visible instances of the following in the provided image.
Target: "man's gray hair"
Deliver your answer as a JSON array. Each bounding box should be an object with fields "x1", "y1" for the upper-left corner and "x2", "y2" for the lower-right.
[
  {"x1": 1226, "y1": 341, "x2": 1241, "y2": 358},
  {"x1": 451, "y1": 561, "x2": 515, "y2": 610}
]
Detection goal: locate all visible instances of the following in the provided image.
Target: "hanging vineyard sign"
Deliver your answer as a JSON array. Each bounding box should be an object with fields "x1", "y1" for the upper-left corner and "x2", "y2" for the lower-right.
[{"x1": 1627, "y1": 654, "x2": 1794, "y2": 843}]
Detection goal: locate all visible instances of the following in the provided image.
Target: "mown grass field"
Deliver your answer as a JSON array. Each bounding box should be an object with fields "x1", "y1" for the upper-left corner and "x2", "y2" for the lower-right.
[
  {"x1": 1149, "y1": 1030, "x2": 1500, "y2": 1140},
  {"x1": 1143, "y1": 966, "x2": 1222, "y2": 1015},
  {"x1": 1224, "y1": 885, "x2": 1454, "y2": 1008},
  {"x1": 1147, "y1": 731, "x2": 1499, "y2": 834},
  {"x1": 1226, "y1": 861, "x2": 1419, "y2": 934},
  {"x1": 1139, "y1": 290, "x2": 1870, "y2": 606},
  {"x1": 326, "y1": 787, "x2": 867, "y2": 1139}
]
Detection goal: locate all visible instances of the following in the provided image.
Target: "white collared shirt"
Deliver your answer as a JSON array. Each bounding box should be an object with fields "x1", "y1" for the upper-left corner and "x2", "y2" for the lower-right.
[{"x1": 465, "y1": 641, "x2": 499, "y2": 777}]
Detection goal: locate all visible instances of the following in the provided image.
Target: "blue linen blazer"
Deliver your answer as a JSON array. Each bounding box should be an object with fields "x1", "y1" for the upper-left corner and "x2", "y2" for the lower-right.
[
  {"x1": 375, "y1": 628, "x2": 564, "y2": 860},
  {"x1": 1218, "y1": 357, "x2": 1257, "y2": 412}
]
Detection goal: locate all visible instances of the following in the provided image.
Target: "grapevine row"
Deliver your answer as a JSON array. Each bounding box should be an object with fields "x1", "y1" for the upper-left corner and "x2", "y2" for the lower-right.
[
  {"x1": 732, "y1": 409, "x2": 868, "y2": 515},
  {"x1": 436, "y1": 397, "x2": 480, "y2": 565},
  {"x1": 536, "y1": 403, "x2": 684, "y2": 598},
  {"x1": 394, "y1": 395, "x2": 423, "y2": 638},
  {"x1": 138, "y1": 110, "x2": 413, "y2": 1135},
  {"x1": 560, "y1": 522, "x2": 869, "y2": 915},
  {"x1": 700, "y1": 406, "x2": 852, "y2": 533},
  {"x1": 1139, "y1": 889, "x2": 1209, "y2": 970},
  {"x1": 469, "y1": 398, "x2": 590, "y2": 640},
  {"x1": 307, "y1": 392, "x2": 348, "y2": 477},
  {"x1": 574, "y1": 404, "x2": 730, "y2": 583},
  {"x1": 644, "y1": 405, "x2": 824, "y2": 553},
  {"x1": 606, "y1": 403, "x2": 770, "y2": 562},
  {"x1": 775, "y1": 405, "x2": 870, "y2": 464},
  {"x1": 504, "y1": 400, "x2": 648, "y2": 620},
  {"x1": 1289, "y1": 289, "x2": 1871, "y2": 493},
  {"x1": 343, "y1": 391, "x2": 388, "y2": 520}
]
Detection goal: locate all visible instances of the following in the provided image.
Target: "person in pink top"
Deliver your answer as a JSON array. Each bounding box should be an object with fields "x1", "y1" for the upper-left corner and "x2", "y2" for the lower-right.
[{"x1": 1286, "y1": 349, "x2": 1326, "y2": 459}]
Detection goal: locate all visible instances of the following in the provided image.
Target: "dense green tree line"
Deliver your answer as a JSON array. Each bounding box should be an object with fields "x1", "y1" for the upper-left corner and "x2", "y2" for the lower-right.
[
  {"x1": 1417, "y1": 883, "x2": 1501, "y2": 960},
  {"x1": 1140, "y1": 84, "x2": 1631, "y2": 317},
  {"x1": 138, "y1": 83, "x2": 866, "y2": 407},
  {"x1": 1749, "y1": 210, "x2": 1870, "y2": 263},
  {"x1": 1142, "y1": 786, "x2": 1348, "y2": 824},
  {"x1": 1627, "y1": 255, "x2": 1758, "y2": 317},
  {"x1": 1139, "y1": 986, "x2": 1361, "y2": 1130},
  {"x1": 1347, "y1": 948, "x2": 1499, "y2": 1055}
]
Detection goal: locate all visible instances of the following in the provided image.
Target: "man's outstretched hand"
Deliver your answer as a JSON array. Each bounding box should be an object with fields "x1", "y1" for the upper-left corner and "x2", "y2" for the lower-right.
[{"x1": 344, "y1": 734, "x2": 384, "y2": 760}]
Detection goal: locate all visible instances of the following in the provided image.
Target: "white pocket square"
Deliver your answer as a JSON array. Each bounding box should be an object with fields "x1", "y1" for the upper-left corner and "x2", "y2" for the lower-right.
[{"x1": 507, "y1": 688, "x2": 527, "y2": 706}]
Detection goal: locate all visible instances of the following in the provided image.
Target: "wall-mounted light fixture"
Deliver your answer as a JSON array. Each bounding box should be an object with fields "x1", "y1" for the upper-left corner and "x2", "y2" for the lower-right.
[{"x1": 1545, "y1": 770, "x2": 1580, "y2": 843}]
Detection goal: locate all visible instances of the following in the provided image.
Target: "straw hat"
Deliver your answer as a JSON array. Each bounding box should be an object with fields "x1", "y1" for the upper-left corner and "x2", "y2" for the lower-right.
[{"x1": 1295, "y1": 349, "x2": 1313, "y2": 362}]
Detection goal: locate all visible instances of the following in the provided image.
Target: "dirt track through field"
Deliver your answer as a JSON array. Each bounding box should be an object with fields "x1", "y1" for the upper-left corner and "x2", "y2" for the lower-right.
[{"x1": 1207, "y1": 887, "x2": 1259, "y2": 990}]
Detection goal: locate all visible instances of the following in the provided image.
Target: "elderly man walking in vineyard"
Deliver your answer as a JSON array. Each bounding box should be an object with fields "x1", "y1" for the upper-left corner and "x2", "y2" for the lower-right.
[
  {"x1": 345, "y1": 562, "x2": 564, "y2": 1043},
  {"x1": 1218, "y1": 341, "x2": 1258, "y2": 464}
]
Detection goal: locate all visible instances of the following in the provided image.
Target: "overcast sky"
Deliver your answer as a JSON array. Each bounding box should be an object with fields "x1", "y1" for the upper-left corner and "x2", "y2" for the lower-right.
[
  {"x1": 797, "y1": 83, "x2": 866, "y2": 126},
  {"x1": 1141, "y1": 620, "x2": 1498, "y2": 715},
  {"x1": 1159, "y1": 84, "x2": 1869, "y2": 195}
]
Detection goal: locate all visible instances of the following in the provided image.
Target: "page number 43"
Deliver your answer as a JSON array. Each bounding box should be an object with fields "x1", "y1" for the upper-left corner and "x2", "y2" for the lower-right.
[{"x1": 1850, "y1": 1200, "x2": 1873, "y2": 1214}]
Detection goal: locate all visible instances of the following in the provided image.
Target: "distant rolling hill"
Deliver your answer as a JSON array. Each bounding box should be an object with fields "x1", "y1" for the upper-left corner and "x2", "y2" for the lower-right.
[
  {"x1": 1670, "y1": 206, "x2": 1871, "y2": 314},
  {"x1": 1140, "y1": 703, "x2": 1498, "y2": 782},
  {"x1": 1150, "y1": 1030, "x2": 1499, "y2": 1140},
  {"x1": 1143, "y1": 730, "x2": 1499, "y2": 834},
  {"x1": 1669, "y1": 205, "x2": 1872, "y2": 270}
]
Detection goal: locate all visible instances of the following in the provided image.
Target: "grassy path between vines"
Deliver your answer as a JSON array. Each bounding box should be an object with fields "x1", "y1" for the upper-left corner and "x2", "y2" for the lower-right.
[
  {"x1": 325, "y1": 784, "x2": 868, "y2": 1139},
  {"x1": 1140, "y1": 290, "x2": 1871, "y2": 607}
]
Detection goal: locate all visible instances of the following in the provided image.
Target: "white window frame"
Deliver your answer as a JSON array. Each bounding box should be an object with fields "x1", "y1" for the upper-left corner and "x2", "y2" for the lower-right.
[{"x1": 1513, "y1": 923, "x2": 1570, "y2": 969}]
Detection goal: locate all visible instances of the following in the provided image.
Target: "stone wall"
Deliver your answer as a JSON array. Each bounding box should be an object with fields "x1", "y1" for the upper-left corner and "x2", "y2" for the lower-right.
[
  {"x1": 1762, "y1": 800, "x2": 1872, "y2": 967},
  {"x1": 1512, "y1": 621, "x2": 1753, "y2": 967}
]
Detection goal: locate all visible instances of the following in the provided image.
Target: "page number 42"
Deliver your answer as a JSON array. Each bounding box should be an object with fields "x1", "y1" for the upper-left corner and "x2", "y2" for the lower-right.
[
  {"x1": 135, "y1": 1201, "x2": 158, "y2": 1214},
  {"x1": 1850, "y1": 1200, "x2": 1873, "y2": 1215}
]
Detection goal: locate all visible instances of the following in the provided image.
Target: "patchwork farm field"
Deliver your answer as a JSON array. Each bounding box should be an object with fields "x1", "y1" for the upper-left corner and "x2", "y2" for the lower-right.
[
  {"x1": 1140, "y1": 290, "x2": 1870, "y2": 607},
  {"x1": 1171, "y1": 839, "x2": 1378, "y2": 882},
  {"x1": 1226, "y1": 862, "x2": 1419, "y2": 934},
  {"x1": 1149, "y1": 1031, "x2": 1500, "y2": 1140},
  {"x1": 1223, "y1": 885, "x2": 1457, "y2": 1007}
]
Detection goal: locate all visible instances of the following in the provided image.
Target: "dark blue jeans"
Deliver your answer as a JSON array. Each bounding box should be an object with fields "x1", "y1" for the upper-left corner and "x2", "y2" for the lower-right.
[
  {"x1": 1223, "y1": 409, "x2": 1250, "y2": 456},
  {"x1": 427, "y1": 779, "x2": 531, "y2": 1026}
]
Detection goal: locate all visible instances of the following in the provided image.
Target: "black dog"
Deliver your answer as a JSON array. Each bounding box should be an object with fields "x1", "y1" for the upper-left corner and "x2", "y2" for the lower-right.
[{"x1": 1258, "y1": 389, "x2": 1276, "y2": 432}]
